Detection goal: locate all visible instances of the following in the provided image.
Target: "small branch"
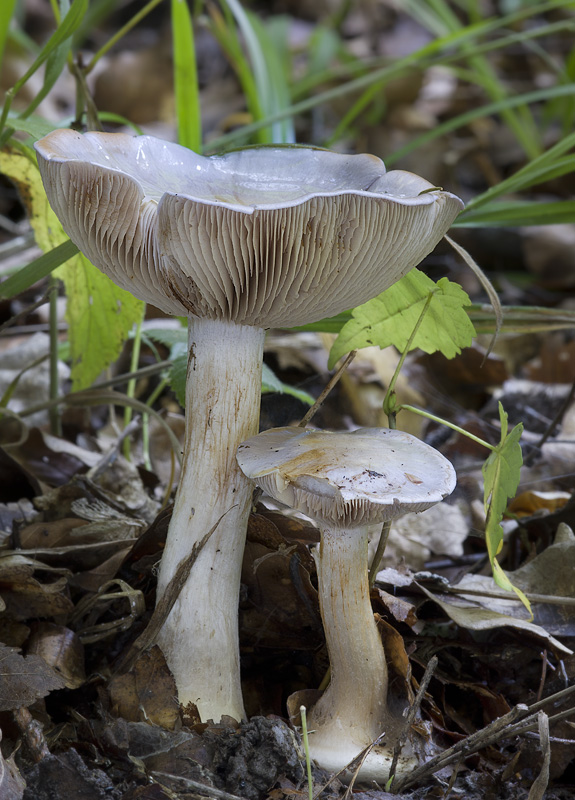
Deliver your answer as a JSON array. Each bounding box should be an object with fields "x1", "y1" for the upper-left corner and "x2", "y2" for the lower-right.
[
  {"x1": 368, "y1": 520, "x2": 392, "y2": 588},
  {"x1": 48, "y1": 278, "x2": 61, "y2": 436},
  {"x1": 526, "y1": 374, "x2": 575, "y2": 464},
  {"x1": 388, "y1": 656, "x2": 438, "y2": 783},
  {"x1": 446, "y1": 585, "x2": 575, "y2": 607},
  {"x1": 151, "y1": 772, "x2": 245, "y2": 800},
  {"x1": 13, "y1": 706, "x2": 50, "y2": 763},
  {"x1": 0, "y1": 290, "x2": 50, "y2": 334},
  {"x1": 19, "y1": 361, "x2": 172, "y2": 417},
  {"x1": 393, "y1": 704, "x2": 527, "y2": 791},
  {"x1": 393, "y1": 682, "x2": 575, "y2": 792},
  {"x1": 114, "y1": 512, "x2": 228, "y2": 674},
  {"x1": 297, "y1": 350, "x2": 356, "y2": 428}
]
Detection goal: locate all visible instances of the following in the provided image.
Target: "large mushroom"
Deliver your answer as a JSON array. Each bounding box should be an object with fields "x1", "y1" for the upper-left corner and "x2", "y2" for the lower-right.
[
  {"x1": 34, "y1": 130, "x2": 463, "y2": 723},
  {"x1": 237, "y1": 426, "x2": 456, "y2": 782}
]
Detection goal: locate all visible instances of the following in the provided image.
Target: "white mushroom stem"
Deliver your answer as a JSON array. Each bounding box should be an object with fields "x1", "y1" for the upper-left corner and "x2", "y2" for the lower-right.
[
  {"x1": 308, "y1": 525, "x2": 416, "y2": 782},
  {"x1": 156, "y1": 316, "x2": 265, "y2": 723}
]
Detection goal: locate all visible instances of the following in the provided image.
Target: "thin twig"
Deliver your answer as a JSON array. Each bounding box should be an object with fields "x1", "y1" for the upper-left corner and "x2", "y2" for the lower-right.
[
  {"x1": 0, "y1": 290, "x2": 50, "y2": 334},
  {"x1": 19, "y1": 360, "x2": 172, "y2": 417},
  {"x1": 522, "y1": 682, "x2": 575, "y2": 716},
  {"x1": 113, "y1": 512, "x2": 230, "y2": 674},
  {"x1": 151, "y1": 772, "x2": 245, "y2": 800},
  {"x1": 298, "y1": 350, "x2": 356, "y2": 428},
  {"x1": 388, "y1": 656, "x2": 438, "y2": 782},
  {"x1": 13, "y1": 706, "x2": 50, "y2": 763},
  {"x1": 313, "y1": 735, "x2": 385, "y2": 800},
  {"x1": 344, "y1": 733, "x2": 386, "y2": 798},
  {"x1": 529, "y1": 375, "x2": 575, "y2": 461},
  {"x1": 505, "y1": 705, "x2": 575, "y2": 739},
  {"x1": 392, "y1": 704, "x2": 528, "y2": 791},
  {"x1": 368, "y1": 520, "x2": 392, "y2": 588},
  {"x1": 446, "y1": 585, "x2": 575, "y2": 607},
  {"x1": 393, "y1": 682, "x2": 575, "y2": 792}
]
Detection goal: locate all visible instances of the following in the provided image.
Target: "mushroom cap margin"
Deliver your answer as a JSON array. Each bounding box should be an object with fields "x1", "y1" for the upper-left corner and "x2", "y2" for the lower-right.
[
  {"x1": 237, "y1": 426, "x2": 457, "y2": 527},
  {"x1": 34, "y1": 129, "x2": 464, "y2": 325}
]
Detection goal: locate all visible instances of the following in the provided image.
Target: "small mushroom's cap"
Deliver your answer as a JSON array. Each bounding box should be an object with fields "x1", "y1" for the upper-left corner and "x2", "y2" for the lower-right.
[
  {"x1": 237, "y1": 426, "x2": 456, "y2": 527},
  {"x1": 35, "y1": 130, "x2": 463, "y2": 327}
]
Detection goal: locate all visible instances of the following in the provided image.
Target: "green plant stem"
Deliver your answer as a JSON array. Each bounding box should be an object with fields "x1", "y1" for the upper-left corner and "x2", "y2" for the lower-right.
[
  {"x1": 123, "y1": 317, "x2": 144, "y2": 460},
  {"x1": 48, "y1": 277, "x2": 61, "y2": 436},
  {"x1": 70, "y1": 56, "x2": 102, "y2": 130},
  {"x1": 300, "y1": 706, "x2": 314, "y2": 800},
  {"x1": 399, "y1": 404, "x2": 496, "y2": 451},
  {"x1": 48, "y1": 0, "x2": 60, "y2": 22},
  {"x1": 368, "y1": 521, "x2": 392, "y2": 589},
  {"x1": 141, "y1": 375, "x2": 170, "y2": 472},
  {"x1": 85, "y1": 0, "x2": 165, "y2": 74},
  {"x1": 383, "y1": 292, "x2": 433, "y2": 425},
  {"x1": 297, "y1": 350, "x2": 356, "y2": 428}
]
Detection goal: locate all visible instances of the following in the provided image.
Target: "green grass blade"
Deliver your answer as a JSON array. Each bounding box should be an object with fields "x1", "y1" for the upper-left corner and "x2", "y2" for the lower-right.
[
  {"x1": 404, "y1": 0, "x2": 542, "y2": 157},
  {"x1": 0, "y1": 0, "x2": 17, "y2": 73},
  {"x1": 386, "y1": 84, "x2": 575, "y2": 167},
  {"x1": 6, "y1": 114, "x2": 57, "y2": 139},
  {"x1": 20, "y1": 36, "x2": 72, "y2": 119},
  {"x1": 456, "y1": 200, "x2": 575, "y2": 227},
  {"x1": 252, "y1": 14, "x2": 295, "y2": 143},
  {"x1": 208, "y1": 1, "x2": 573, "y2": 153},
  {"x1": 207, "y1": 3, "x2": 267, "y2": 145},
  {"x1": 0, "y1": 0, "x2": 88, "y2": 135},
  {"x1": 220, "y1": 0, "x2": 294, "y2": 143},
  {"x1": 463, "y1": 130, "x2": 575, "y2": 215},
  {"x1": 10, "y1": 0, "x2": 87, "y2": 95},
  {"x1": 0, "y1": 240, "x2": 79, "y2": 299},
  {"x1": 171, "y1": 0, "x2": 201, "y2": 152}
]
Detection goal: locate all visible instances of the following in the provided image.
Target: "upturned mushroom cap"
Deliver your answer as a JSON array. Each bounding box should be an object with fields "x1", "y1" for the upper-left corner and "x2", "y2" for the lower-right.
[
  {"x1": 35, "y1": 130, "x2": 464, "y2": 327},
  {"x1": 237, "y1": 426, "x2": 456, "y2": 526}
]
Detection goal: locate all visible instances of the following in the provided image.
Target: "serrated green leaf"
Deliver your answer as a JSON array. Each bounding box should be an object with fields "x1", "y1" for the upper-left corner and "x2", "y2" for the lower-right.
[
  {"x1": 329, "y1": 269, "x2": 475, "y2": 369},
  {"x1": 482, "y1": 402, "x2": 529, "y2": 614},
  {"x1": 0, "y1": 147, "x2": 144, "y2": 389}
]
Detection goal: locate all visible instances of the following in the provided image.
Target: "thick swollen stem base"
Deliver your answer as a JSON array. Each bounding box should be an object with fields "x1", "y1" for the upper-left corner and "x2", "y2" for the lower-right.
[
  {"x1": 308, "y1": 526, "x2": 417, "y2": 783},
  {"x1": 156, "y1": 317, "x2": 265, "y2": 723}
]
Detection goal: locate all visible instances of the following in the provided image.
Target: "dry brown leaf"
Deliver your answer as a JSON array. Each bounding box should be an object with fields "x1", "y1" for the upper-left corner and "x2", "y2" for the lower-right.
[
  {"x1": 454, "y1": 522, "x2": 575, "y2": 636},
  {"x1": 0, "y1": 554, "x2": 73, "y2": 620},
  {"x1": 0, "y1": 643, "x2": 66, "y2": 711},
  {"x1": 107, "y1": 646, "x2": 180, "y2": 730},
  {"x1": 0, "y1": 730, "x2": 25, "y2": 800},
  {"x1": 417, "y1": 584, "x2": 572, "y2": 656},
  {"x1": 27, "y1": 623, "x2": 86, "y2": 690}
]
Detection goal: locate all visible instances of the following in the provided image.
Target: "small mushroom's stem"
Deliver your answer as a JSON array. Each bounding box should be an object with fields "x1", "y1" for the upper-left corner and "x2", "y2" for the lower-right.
[
  {"x1": 156, "y1": 316, "x2": 265, "y2": 723},
  {"x1": 309, "y1": 526, "x2": 416, "y2": 782}
]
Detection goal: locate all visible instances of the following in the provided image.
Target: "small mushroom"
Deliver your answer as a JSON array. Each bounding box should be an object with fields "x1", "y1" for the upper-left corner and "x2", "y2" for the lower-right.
[
  {"x1": 34, "y1": 130, "x2": 463, "y2": 723},
  {"x1": 237, "y1": 426, "x2": 456, "y2": 782}
]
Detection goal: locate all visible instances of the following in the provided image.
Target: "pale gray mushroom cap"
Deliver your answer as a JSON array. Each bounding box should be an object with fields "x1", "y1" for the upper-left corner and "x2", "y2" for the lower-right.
[
  {"x1": 35, "y1": 130, "x2": 464, "y2": 327},
  {"x1": 237, "y1": 426, "x2": 456, "y2": 527}
]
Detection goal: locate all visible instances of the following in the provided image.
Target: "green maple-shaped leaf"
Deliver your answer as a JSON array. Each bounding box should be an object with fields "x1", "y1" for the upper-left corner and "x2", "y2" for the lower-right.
[
  {"x1": 328, "y1": 268, "x2": 475, "y2": 368},
  {"x1": 482, "y1": 402, "x2": 530, "y2": 614}
]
